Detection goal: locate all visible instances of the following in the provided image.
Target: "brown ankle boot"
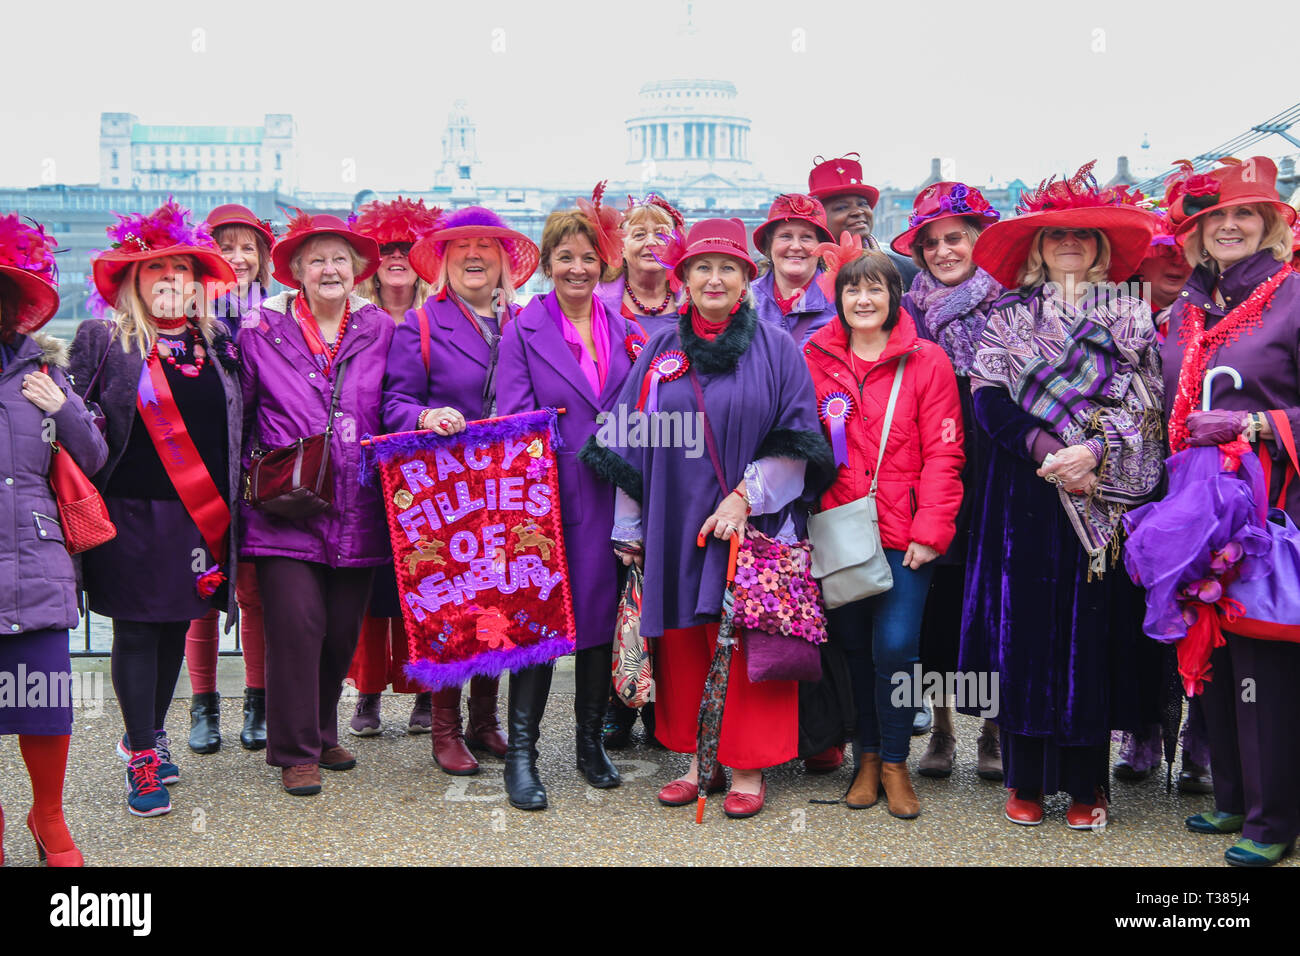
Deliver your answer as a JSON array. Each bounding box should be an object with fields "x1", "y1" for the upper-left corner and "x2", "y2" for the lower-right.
[
  {"x1": 431, "y1": 687, "x2": 478, "y2": 776},
  {"x1": 845, "y1": 753, "x2": 881, "y2": 809},
  {"x1": 880, "y1": 761, "x2": 920, "y2": 819}
]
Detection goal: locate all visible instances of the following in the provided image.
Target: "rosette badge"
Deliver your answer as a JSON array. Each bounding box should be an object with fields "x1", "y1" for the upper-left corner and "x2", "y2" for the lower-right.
[
  {"x1": 818, "y1": 391, "x2": 855, "y2": 467},
  {"x1": 635, "y1": 350, "x2": 690, "y2": 413}
]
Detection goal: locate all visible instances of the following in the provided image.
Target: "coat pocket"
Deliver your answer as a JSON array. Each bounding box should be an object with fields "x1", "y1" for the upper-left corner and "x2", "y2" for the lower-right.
[{"x1": 33, "y1": 510, "x2": 66, "y2": 546}]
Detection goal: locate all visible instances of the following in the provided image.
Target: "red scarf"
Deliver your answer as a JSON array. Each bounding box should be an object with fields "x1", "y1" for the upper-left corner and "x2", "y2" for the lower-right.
[
  {"x1": 689, "y1": 301, "x2": 740, "y2": 341},
  {"x1": 294, "y1": 293, "x2": 351, "y2": 373},
  {"x1": 774, "y1": 279, "x2": 812, "y2": 315},
  {"x1": 1168, "y1": 267, "x2": 1289, "y2": 452}
]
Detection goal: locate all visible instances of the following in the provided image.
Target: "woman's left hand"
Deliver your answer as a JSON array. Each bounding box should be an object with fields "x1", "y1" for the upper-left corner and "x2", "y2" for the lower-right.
[
  {"x1": 902, "y1": 541, "x2": 940, "y2": 570},
  {"x1": 1036, "y1": 444, "x2": 1097, "y2": 486},
  {"x1": 22, "y1": 371, "x2": 66, "y2": 413},
  {"x1": 699, "y1": 494, "x2": 749, "y2": 541}
]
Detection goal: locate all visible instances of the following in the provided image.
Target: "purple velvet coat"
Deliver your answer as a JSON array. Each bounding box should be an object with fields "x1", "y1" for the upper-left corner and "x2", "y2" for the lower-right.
[
  {"x1": 751, "y1": 268, "x2": 837, "y2": 346},
  {"x1": 496, "y1": 294, "x2": 639, "y2": 649},
  {"x1": 239, "y1": 292, "x2": 393, "y2": 568}
]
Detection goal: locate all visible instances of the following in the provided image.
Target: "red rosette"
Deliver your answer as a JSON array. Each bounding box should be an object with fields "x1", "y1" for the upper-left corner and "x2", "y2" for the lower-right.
[
  {"x1": 635, "y1": 349, "x2": 690, "y2": 412},
  {"x1": 625, "y1": 332, "x2": 647, "y2": 362}
]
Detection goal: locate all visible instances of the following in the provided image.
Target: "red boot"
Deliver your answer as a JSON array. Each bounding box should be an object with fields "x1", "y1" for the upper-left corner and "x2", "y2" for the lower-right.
[
  {"x1": 465, "y1": 676, "x2": 508, "y2": 757},
  {"x1": 431, "y1": 687, "x2": 478, "y2": 775}
]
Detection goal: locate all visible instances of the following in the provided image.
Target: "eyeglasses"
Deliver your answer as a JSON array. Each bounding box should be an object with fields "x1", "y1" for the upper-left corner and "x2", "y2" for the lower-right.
[
  {"x1": 1043, "y1": 228, "x2": 1097, "y2": 242},
  {"x1": 920, "y1": 231, "x2": 967, "y2": 250},
  {"x1": 379, "y1": 242, "x2": 413, "y2": 256}
]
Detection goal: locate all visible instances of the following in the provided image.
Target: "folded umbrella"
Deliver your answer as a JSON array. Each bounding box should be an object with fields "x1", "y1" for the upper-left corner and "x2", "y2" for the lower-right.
[{"x1": 694, "y1": 533, "x2": 741, "y2": 825}]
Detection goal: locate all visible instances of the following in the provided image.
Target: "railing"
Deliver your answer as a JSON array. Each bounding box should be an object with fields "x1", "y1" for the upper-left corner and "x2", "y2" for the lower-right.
[{"x1": 70, "y1": 596, "x2": 243, "y2": 658}]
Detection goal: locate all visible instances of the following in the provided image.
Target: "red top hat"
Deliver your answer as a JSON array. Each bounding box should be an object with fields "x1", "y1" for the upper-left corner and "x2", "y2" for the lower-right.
[
  {"x1": 808, "y1": 153, "x2": 880, "y2": 208},
  {"x1": 409, "y1": 206, "x2": 539, "y2": 289},
  {"x1": 204, "y1": 203, "x2": 275, "y2": 249},
  {"x1": 91, "y1": 199, "x2": 235, "y2": 308},
  {"x1": 271, "y1": 211, "x2": 380, "y2": 287},
  {"x1": 752, "y1": 194, "x2": 834, "y2": 255},
  {"x1": 349, "y1": 197, "x2": 443, "y2": 246},
  {"x1": 1166, "y1": 157, "x2": 1297, "y2": 238},
  {"x1": 0, "y1": 214, "x2": 60, "y2": 334},
  {"x1": 661, "y1": 218, "x2": 757, "y2": 281},
  {"x1": 890, "y1": 182, "x2": 1001, "y2": 256},
  {"x1": 971, "y1": 161, "x2": 1155, "y2": 290}
]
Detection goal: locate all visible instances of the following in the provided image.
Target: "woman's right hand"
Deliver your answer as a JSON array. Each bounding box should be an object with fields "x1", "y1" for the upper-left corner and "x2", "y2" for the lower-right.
[
  {"x1": 619, "y1": 551, "x2": 644, "y2": 569},
  {"x1": 422, "y1": 406, "x2": 466, "y2": 435}
]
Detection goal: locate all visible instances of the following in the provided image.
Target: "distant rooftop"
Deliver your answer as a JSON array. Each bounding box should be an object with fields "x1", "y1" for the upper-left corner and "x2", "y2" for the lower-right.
[{"x1": 130, "y1": 125, "x2": 264, "y2": 145}]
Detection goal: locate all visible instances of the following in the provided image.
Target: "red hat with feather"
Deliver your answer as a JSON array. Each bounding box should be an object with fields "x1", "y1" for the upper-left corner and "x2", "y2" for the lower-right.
[
  {"x1": 349, "y1": 196, "x2": 443, "y2": 246},
  {"x1": 1163, "y1": 156, "x2": 1296, "y2": 238},
  {"x1": 654, "y1": 218, "x2": 757, "y2": 281},
  {"x1": 91, "y1": 199, "x2": 235, "y2": 307},
  {"x1": 270, "y1": 210, "x2": 380, "y2": 287},
  {"x1": 0, "y1": 213, "x2": 60, "y2": 334}
]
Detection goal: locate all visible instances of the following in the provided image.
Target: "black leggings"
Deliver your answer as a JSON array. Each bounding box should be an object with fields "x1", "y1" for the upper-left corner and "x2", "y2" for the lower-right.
[{"x1": 111, "y1": 619, "x2": 189, "y2": 752}]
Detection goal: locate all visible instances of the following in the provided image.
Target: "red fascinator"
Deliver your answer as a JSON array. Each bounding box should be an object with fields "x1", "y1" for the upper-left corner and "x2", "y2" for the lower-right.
[
  {"x1": 812, "y1": 231, "x2": 864, "y2": 299},
  {"x1": 576, "y1": 181, "x2": 625, "y2": 270},
  {"x1": 350, "y1": 196, "x2": 444, "y2": 246}
]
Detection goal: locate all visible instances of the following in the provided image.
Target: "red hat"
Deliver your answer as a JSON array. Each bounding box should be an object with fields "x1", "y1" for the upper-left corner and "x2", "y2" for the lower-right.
[
  {"x1": 271, "y1": 210, "x2": 380, "y2": 287},
  {"x1": 971, "y1": 161, "x2": 1155, "y2": 290},
  {"x1": 409, "y1": 206, "x2": 539, "y2": 289},
  {"x1": 752, "y1": 194, "x2": 834, "y2": 255},
  {"x1": 349, "y1": 197, "x2": 443, "y2": 246},
  {"x1": 91, "y1": 199, "x2": 235, "y2": 307},
  {"x1": 0, "y1": 214, "x2": 60, "y2": 334},
  {"x1": 890, "y1": 182, "x2": 1001, "y2": 256},
  {"x1": 1166, "y1": 157, "x2": 1297, "y2": 238},
  {"x1": 204, "y1": 203, "x2": 275, "y2": 249},
  {"x1": 659, "y1": 218, "x2": 757, "y2": 281},
  {"x1": 808, "y1": 153, "x2": 880, "y2": 207},
  {"x1": 575, "y1": 181, "x2": 625, "y2": 269}
]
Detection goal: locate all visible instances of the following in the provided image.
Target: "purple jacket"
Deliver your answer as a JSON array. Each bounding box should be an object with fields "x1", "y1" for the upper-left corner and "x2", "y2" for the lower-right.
[
  {"x1": 239, "y1": 292, "x2": 394, "y2": 567},
  {"x1": 496, "y1": 294, "x2": 638, "y2": 649},
  {"x1": 0, "y1": 333, "x2": 108, "y2": 633},
  {"x1": 751, "y1": 268, "x2": 837, "y2": 346}
]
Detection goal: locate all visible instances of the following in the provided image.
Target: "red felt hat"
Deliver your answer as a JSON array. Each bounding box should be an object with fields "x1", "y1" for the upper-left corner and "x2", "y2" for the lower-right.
[
  {"x1": 666, "y1": 218, "x2": 757, "y2": 281},
  {"x1": 890, "y1": 182, "x2": 1001, "y2": 256},
  {"x1": 808, "y1": 153, "x2": 880, "y2": 208},
  {"x1": 91, "y1": 199, "x2": 236, "y2": 308},
  {"x1": 271, "y1": 211, "x2": 380, "y2": 287},
  {"x1": 752, "y1": 193, "x2": 834, "y2": 255},
  {"x1": 0, "y1": 213, "x2": 60, "y2": 334},
  {"x1": 1167, "y1": 156, "x2": 1297, "y2": 238},
  {"x1": 350, "y1": 197, "x2": 443, "y2": 246},
  {"x1": 408, "y1": 206, "x2": 539, "y2": 289},
  {"x1": 971, "y1": 161, "x2": 1155, "y2": 290},
  {"x1": 204, "y1": 203, "x2": 275, "y2": 250}
]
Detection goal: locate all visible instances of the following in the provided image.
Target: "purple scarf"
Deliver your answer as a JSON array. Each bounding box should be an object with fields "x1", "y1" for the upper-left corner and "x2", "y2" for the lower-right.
[
  {"x1": 908, "y1": 266, "x2": 1001, "y2": 375},
  {"x1": 542, "y1": 290, "x2": 610, "y2": 397}
]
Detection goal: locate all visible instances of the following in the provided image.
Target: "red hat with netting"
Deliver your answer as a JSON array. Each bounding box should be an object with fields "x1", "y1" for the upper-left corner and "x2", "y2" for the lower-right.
[{"x1": 576, "y1": 181, "x2": 626, "y2": 269}]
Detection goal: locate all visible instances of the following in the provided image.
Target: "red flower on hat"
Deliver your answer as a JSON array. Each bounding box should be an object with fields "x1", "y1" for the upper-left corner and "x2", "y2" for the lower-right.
[
  {"x1": 575, "y1": 181, "x2": 625, "y2": 269},
  {"x1": 1184, "y1": 175, "x2": 1220, "y2": 198},
  {"x1": 778, "y1": 193, "x2": 823, "y2": 219}
]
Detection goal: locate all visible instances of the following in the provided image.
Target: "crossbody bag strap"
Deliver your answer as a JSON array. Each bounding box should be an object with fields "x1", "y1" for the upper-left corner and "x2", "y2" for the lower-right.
[
  {"x1": 323, "y1": 359, "x2": 349, "y2": 438},
  {"x1": 83, "y1": 319, "x2": 117, "y2": 400},
  {"x1": 868, "y1": 355, "x2": 908, "y2": 498},
  {"x1": 416, "y1": 303, "x2": 432, "y2": 374},
  {"x1": 688, "y1": 366, "x2": 731, "y2": 498}
]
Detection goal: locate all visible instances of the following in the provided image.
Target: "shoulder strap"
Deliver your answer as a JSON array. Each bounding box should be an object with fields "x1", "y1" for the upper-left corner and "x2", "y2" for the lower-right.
[
  {"x1": 688, "y1": 366, "x2": 730, "y2": 498},
  {"x1": 323, "y1": 359, "x2": 349, "y2": 438},
  {"x1": 869, "y1": 355, "x2": 908, "y2": 498},
  {"x1": 83, "y1": 319, "x2": 117, "y2": 399},
  {"x1": 416, "y1": 304, "x2": 432, "y2": 374}
]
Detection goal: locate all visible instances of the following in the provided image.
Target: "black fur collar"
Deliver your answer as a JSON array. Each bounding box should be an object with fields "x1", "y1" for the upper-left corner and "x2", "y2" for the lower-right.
[{"x1": 676, "y1": 303, "x2": 758, "y2": 374}]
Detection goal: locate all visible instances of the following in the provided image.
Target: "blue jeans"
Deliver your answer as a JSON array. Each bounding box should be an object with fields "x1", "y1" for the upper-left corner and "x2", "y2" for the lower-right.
[{"x1": 826, "y1": 549, "x2": 935, "y2": 764}]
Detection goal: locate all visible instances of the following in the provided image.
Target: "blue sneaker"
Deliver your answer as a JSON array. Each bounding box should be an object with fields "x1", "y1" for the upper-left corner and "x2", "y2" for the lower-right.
[
  {"x1": 116, "y1": 732, "x2": 179, "y2": 785},
  {"x1": 125, "y1": 751, "x2": 172, "y2": 817}
]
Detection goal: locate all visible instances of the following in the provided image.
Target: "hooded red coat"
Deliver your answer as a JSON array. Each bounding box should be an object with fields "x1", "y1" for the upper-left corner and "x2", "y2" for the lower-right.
[{"x1": 803, "y1": 309, "x2": 965, "y2": 553}]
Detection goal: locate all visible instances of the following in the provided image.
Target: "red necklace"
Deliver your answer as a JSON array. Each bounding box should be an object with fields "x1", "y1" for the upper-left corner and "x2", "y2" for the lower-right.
[
  {"x1": 625, "y1": 277, "x2": 673, "y2": 316},
  {"x1": 153, "y1": 324, "x2": 206, "y2": 378}
]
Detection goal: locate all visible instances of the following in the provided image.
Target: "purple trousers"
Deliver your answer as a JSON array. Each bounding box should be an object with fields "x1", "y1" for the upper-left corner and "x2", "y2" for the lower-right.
[
  {"x1": 1198, "y1": 634, "x2": 1300, "y2": 845},
  {"x1": 257, "y1": 559, "x2": 375, "y2": 769}
]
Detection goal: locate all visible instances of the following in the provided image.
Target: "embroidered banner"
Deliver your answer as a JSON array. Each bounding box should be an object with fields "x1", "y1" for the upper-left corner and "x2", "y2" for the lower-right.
[{"x1": 363, "y1": 409, "x2": 576, "y2": 689}]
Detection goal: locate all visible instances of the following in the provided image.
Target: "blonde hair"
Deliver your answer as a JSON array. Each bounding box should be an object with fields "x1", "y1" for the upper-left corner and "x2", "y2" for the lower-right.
[
  {"x1": 540, "y1": 210, "x2": 619, "y2": 283},
  {"x1": 1018, "y1": 227, "x2": 1111, "y2": 288},
  {"x1": 911, "y1": 217, "x2": 988, "y2": 272},
  {"x1": 289, "y1": 234, "x2": 369, "y2": 285},
  {"x1": 427, "y1": 241, "x2": 518, "y2": 307},
  {"x1": 112, "y1": 258, "x2": 218, "y2": 358},
  {"x1": 616, "y1": 205, "x2": 676, "y2": 282},
  {"x1": 1182, "y1": 203, "x2": 1293, "y2": 278},
  {"x1": 211, "y1": 223, "x2": 272, "y2": 289}
]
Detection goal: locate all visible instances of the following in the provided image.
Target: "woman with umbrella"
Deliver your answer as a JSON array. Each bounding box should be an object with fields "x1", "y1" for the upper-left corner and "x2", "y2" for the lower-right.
[{"x1": 582, "y1": 217, "x2": 832, "y2": 819}]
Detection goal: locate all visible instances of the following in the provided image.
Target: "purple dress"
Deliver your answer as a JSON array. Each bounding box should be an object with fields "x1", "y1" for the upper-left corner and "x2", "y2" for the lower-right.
[{"x1": 496, "y1": 294, "x2": 640, "y2": 650}]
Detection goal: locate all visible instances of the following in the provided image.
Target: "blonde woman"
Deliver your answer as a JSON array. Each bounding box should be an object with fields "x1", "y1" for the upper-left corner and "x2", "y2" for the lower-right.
[
  {"x1": 71, "y1": 201, "x2": 241, "y2": 817},
  {"x1": 596, "y1": 193, "x2": 683, "y2": 337}
]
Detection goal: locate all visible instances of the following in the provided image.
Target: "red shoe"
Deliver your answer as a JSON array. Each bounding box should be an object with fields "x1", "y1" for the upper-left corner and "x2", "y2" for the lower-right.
[
  {"x1": 1004, "y1": 790, "x2": 1044, "y2": 826},
  {"x1": 804, "y1": 743, "x2": 846, "y2": 773},
  {"x1": 723, "y1": 776, "x2": 767, "y2": 819},
  {"x1": 657, "y1": 767, "x2": 727, "y2": 806},
  {"x1": 1066, "y1": 791, "x2": 1109, "y2": 830},
  {"x1": 26, "y1": 810, "x2": 83, "y2": 867}
]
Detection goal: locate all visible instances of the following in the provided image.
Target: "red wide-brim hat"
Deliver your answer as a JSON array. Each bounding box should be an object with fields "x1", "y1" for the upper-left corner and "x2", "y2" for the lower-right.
[
  {"x1": 271, "y1": 214, "x2": 380, "y2": 287},
  {"x1": 205, "y1": 203, "x2": 275, "y2": 249},
  {"x1": 972, "y1": 206, "x2": 1155, "y2": 291},
  {"x1": 409, "y1": 221, "x2": 539, "y2": 290},
  {"x1": 1174, "y1": 194, "x2": 1297, "y2": 238},
  {"x1": 753, "y1": 194, "x2": 834, "y2": 255},
  {"x1": 673, "y1": 218, "x2": 758, "y2": 281},
  {"x1": 0, "y1": 265, "x2": 59, "y2": 334},
  {"x1": 92, "y1": 245, "x2": 236, "y2": 308}
]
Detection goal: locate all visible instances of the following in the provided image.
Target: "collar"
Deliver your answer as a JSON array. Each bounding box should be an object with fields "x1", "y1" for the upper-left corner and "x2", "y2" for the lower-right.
[
  {"x1": 676, "y1": 301, "x2": 759, "y2": 374},
  {"x1": 805, "y1": 307, "x2": 920, "y2": 368},
  {"x1": 260, "y1": 290, "x2": 372, "y2": 316},
  {"x1": 1183, "y1": 249, "x2": 1287, "y2": 315},
  {"x1": 756, "y1": 269, "x2": 830, "y2": 315}
]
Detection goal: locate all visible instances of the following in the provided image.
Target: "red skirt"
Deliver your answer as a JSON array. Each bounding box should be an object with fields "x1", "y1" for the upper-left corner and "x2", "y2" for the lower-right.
[
  {"x1": 654, "y1": 624, "x2": 798, "y2": 769},
  {"x1": 347, "y1": 615, "x2": 421, "y2": 694}
]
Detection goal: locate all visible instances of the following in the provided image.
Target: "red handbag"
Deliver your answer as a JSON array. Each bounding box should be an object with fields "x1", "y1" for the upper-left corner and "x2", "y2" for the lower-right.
[{"x1": 41, "y1": 365, "x2": 117, "y2": 554}]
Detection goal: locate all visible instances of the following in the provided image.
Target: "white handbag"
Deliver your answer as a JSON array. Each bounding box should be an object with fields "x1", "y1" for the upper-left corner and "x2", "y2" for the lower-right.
[{"x1": 808, "y1": 356, "x2": 907, "y2": 609}]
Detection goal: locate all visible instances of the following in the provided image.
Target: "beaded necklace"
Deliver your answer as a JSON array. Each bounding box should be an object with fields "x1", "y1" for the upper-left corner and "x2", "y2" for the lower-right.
[
  {"x1": 152, "y1": 323, "x2": 206, "y2": 377},
  {"x1": 624, "y1": 277, "x2": 673, "y2": 315}
]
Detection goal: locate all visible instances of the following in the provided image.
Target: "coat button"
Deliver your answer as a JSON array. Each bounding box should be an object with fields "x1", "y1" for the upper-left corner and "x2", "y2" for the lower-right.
[
  {"x1": 309, "y1": 372, "x2": 317, "y2": 379},
  {"x1": 274, "y1": 337, "x2": 282, "y2": 343},
  {"x1": 3, "y1": 478, "x2": 11, "y2": 485},
  {"x1": 39, "y1": 529, "x2": 46, "y2": 537},
  {"x1": 9, "y1": 624, "x2": 18, "y2": 632}
]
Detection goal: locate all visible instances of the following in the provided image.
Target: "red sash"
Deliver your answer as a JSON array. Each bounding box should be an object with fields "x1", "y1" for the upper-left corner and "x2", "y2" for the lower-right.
[{"x1": 136, "y1": 354, "x2": 230, "y2": 585}]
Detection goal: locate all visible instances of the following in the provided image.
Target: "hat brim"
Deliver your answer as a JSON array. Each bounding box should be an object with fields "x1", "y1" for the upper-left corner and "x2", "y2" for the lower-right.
[
  {"x1": 1174, "y1": 197, "x2": 1297, "y2": 238},
  {"x1": 673, "y1": 248, "x2": 758, "y2": 282},
  {"x1": 92, "y1": 246, "x2": 237, "y2": 309},
  {"x1": 409, "y1": 226, "x2": 540, "y2": 289},
  {"x1": 753, "y1": 216, "x2": 834, "y2": 256},
  {"x1": 810, "y1": 184, "x2": 880, "y2": 208},
  {"x1": 972, "y1": 207, "x2": 1155, "y2": 290},
  {"x1": 207, "y1": 215, "x2": 275, "y2": 251},
  {"x1": 271, "y1": 229, "x2": 380, "y2": 287},
  {"x1": 0, "y1": 266, "x2": 59, "y2": 334}
]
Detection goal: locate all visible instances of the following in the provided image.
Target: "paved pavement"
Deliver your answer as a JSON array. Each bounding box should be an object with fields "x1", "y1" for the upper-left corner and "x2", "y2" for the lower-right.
[{"x1": 0, "y1": 657, "x2": 1289, "y2": 867}]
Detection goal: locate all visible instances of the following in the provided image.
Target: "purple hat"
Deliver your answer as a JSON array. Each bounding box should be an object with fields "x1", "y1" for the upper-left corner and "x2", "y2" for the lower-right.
[{"x1": 409, "y1": 207, "x2": 539, "y2": 289}]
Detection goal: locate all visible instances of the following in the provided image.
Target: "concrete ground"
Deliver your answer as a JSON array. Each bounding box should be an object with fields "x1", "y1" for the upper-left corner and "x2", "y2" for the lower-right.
[{"x1": 0, "y1": 656, "x2": 1288, "y2": 868}]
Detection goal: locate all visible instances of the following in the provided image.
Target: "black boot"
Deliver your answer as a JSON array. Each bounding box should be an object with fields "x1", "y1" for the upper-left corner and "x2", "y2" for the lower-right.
[
  {"x1": 602, "y1": 690, "x2": 637, "y2": 750},
  {"x1": 505, "y1": 665, "x2": 553, "y2": 810},
  {"x1": 575, "y1": 647, "x2": 621, "y2": 789},
  {"x1": 188, "y1": 691, "x2": 221, "y2": 754},
  {"x1": 240, "y1": 688, "x2": 267, "y2": 751}
]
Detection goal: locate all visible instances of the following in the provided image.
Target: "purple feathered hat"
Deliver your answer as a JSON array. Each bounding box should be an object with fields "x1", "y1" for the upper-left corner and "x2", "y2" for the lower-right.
[{"x1": 409, "y1": 207, "x2": 539, "y2": 289}]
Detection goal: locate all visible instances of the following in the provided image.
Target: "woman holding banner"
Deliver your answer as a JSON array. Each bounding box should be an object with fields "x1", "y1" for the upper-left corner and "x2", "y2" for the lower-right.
[
  {"x1": 381, "y1": 206, "x2": 539, "y2": 774},
  {"x1": 71, "y1": 201, "x2": 241, "y2": 818},
  {"x1": 495, "y1": 185, "x2": 639, "y2": 810}
]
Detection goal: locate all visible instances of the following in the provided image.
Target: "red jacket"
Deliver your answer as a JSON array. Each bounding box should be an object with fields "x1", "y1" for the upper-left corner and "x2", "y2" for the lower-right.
[{"x1": 803, "y1": 310, "x2": 965, "y2": 554}]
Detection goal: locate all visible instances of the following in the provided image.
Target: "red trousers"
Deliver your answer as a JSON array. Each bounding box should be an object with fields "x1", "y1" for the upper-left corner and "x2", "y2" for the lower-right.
[
  {"x1": 347, "y1": 614, "x2": 421, "y2": 694},
  {"x1": 654, "y1": 624, "x2": 798, "y2": 770}
]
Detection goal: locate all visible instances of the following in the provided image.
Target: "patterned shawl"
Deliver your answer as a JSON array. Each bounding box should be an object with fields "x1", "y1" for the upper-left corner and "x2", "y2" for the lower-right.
[
  {"x1": 971, "y1": 286, "x2": 1165, "y2": 574},
  {"x1": 908, "y1": 266, "x2": 1003, "y2": 374}
]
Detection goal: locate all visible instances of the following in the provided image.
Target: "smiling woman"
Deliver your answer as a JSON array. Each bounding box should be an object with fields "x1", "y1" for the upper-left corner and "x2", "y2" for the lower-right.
[{"x1": 751, "y1": 193, "x2": 836, "y2": 345}]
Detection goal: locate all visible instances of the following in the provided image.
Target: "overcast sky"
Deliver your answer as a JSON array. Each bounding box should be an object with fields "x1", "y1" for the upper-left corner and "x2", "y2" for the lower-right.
[{"x1": 3, "y1": 0, "x2": 1296, "y2": 195}]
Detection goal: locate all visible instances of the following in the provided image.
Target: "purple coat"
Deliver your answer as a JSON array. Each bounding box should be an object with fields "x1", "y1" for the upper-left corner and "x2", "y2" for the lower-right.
[
  {"x1": 1162, "y1": 250, "x2": 1300, "y2": 526},
  {"x1": 496, "y1": 294, "x2": 639, "y2": 649},
  {"x1": 751, "y1": 268, "x2": 837, "y2": 346},
  {"x1": 0, "y1": 333, "x2": 108, "y2": 633},
  {"x1": 239, "y1": 292, "x2": 394, "y2": 567}
]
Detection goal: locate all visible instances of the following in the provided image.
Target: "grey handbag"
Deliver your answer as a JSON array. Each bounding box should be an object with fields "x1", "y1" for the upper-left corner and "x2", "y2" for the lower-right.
[{"x1": 808, "y1": 356, "x2": 908, "y2": 609}]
